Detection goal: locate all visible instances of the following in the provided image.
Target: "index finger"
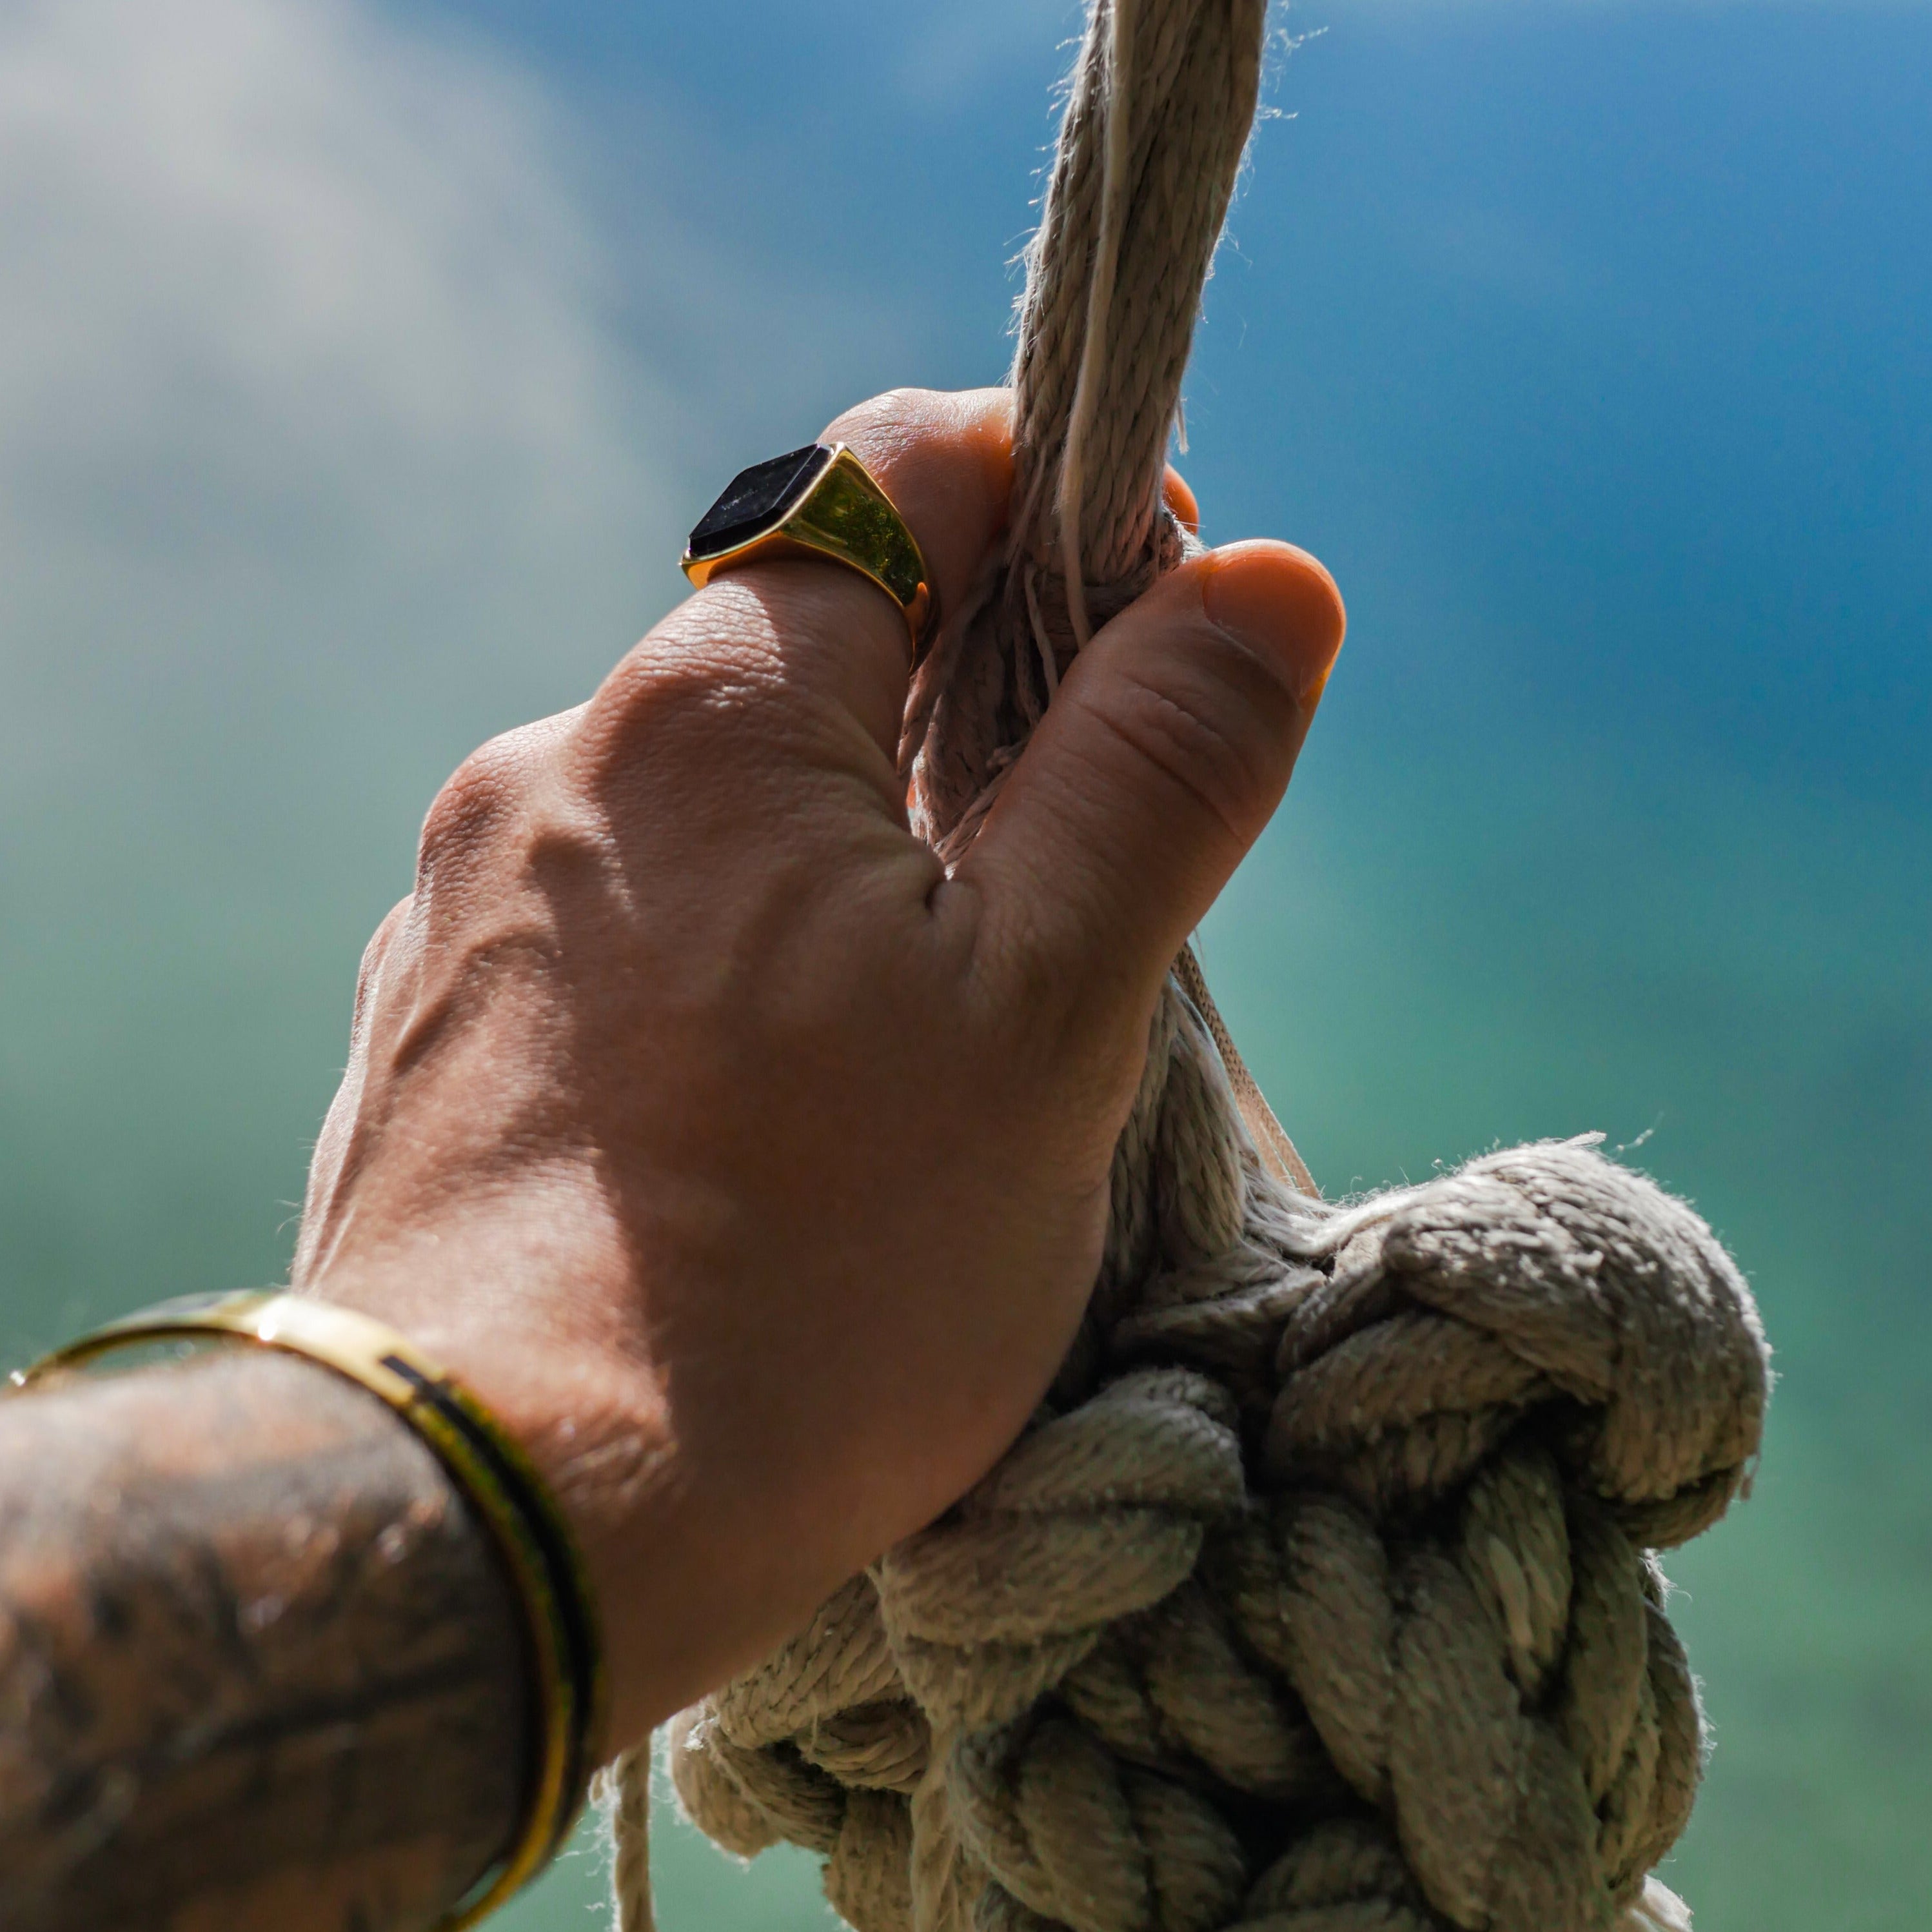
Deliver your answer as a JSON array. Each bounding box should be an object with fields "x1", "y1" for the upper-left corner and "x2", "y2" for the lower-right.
[{"x1": 647, "y1": 388, "x2": 1015, "y2": 768}]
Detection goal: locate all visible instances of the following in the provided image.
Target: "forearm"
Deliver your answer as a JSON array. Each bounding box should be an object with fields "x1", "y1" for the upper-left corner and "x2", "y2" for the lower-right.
[{"x1": 0, "y1": 1350, "x2": 527, "y2": 1932}]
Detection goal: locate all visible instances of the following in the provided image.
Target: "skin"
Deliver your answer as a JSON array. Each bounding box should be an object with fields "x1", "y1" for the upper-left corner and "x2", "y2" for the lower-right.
[
  {"x1": 0, "y1": 1354, "x2": 528, "y2": 1931},
  {"x1": 0, "y1": 386, "x2": 1343, "y2": 1930}
]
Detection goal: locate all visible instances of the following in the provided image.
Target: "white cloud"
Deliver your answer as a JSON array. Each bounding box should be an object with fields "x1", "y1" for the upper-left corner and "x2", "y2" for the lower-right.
[
  {"x1": 0, "y1": 0, "x2": 693, "y2": 825},
  {"x1": 1, "y1": 0, "x2": 607, "y2": 498}
]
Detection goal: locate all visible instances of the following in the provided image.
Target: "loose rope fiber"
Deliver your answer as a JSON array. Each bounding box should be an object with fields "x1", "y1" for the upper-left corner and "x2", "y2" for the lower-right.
[{"x1": 617, "y1": 6, "x2": 1771, "y2": 1931}]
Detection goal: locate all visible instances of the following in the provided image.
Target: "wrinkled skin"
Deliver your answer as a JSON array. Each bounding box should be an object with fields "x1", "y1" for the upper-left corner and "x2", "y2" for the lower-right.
[{"x1": 293, "y1": 386, "x2": 1345, "y2": 1750}]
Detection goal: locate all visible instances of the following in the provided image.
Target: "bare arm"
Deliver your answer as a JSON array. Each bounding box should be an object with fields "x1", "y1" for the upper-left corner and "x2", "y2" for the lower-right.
[{"x1": 0, "y1": 1350, "x2": 525, "y2": 1932}]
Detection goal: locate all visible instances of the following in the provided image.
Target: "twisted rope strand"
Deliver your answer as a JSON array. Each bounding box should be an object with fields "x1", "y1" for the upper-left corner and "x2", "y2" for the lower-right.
[{"x1": 1059, "y1": 0, "x2": 1138, "y2": 649}]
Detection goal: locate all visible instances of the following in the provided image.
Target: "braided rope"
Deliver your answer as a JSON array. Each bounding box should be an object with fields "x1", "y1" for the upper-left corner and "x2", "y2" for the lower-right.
[{"x1": 621, "y1": 6, "x2": 1770, "y2": 1930}]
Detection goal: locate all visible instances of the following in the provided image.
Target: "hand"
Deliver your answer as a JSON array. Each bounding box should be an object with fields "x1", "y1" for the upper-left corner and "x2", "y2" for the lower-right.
[{"x1": 292, "y1": 386, "x2": 1345, "y2": 1751}]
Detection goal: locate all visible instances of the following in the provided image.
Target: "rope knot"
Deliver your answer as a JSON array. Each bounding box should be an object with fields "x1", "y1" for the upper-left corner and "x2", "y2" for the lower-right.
[{"x1": 878, "y1": 1368, "x2": 1245, "y2": 1735}]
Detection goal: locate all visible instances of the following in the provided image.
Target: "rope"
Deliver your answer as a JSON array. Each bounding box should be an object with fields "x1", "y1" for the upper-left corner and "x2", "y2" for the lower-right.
[{"x1": 619, "y1": 6, "x2": 1770, "y2": 1930}]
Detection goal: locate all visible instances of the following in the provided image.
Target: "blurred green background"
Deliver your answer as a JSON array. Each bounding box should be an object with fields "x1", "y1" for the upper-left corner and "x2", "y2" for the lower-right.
[{"x1": 1, "y1": 0, "x2": 1925, "y2": 1926}]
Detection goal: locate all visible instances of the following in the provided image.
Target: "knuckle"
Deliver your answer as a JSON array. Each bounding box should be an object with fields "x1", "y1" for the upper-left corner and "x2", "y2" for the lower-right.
[
  {"x1": 584, "y1": 638, "x2": 696, "y2": 754},
  {"x1": 1096, "y1": 645, "x2": 1290, "y2": 843},
  {"x1": 417, "y1": 727, "x2": 541, "y2": 874},
  {"x1": 355, "y1": 896, "x2": 412, "y2": 1005},
  {"x1": 823, "y1": 386, "x2": 934, "y2": 452},
  {"x1": 582, "y1": 604, "x2": 796, "y2": 784},
  {"x1": 346, "y1": 896, "x2": 420, "y2": 1067}
]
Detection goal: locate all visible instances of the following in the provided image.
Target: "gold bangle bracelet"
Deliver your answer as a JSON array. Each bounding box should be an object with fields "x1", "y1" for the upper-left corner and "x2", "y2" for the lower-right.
[{"x1": 9, "y1": 1290, "x2": 607, "y2": 1932}]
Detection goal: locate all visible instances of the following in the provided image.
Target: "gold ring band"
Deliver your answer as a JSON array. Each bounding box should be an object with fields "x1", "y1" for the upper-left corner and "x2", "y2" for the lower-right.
[
  {"x1": 10, "y1": 1291, "x2": 606, "y2": 1932},
  {"x1": 682, "y1": 442, "x2": 936, "y2": 658}
]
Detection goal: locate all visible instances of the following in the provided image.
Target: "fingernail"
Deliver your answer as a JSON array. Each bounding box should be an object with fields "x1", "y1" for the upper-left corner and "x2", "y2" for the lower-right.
[{"x1": 1201, "y1": 540, "x2": 1346, "y2": 705}]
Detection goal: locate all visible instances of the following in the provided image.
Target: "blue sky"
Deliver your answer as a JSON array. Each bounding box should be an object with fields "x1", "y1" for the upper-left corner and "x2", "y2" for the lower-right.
[{"x1": 0, "y1": 2, "x2": 1926, "y2": 1926}]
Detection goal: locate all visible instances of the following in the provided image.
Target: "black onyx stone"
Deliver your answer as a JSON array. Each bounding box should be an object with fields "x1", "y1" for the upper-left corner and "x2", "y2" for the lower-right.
[{"x1": 687, "y1": 442, "x2": 833, "y2": 559}]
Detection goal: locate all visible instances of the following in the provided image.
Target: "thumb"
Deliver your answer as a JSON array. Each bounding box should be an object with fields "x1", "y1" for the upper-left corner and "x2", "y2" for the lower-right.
[{"x1": 957, "y1": 539, "x2": 1344, "y2": 1022}]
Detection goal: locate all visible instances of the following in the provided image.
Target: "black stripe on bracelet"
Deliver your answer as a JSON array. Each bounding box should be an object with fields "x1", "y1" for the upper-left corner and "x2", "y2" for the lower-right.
[{"x1": 379, "y1": 1352, "x2": 600, "y2": 1838}]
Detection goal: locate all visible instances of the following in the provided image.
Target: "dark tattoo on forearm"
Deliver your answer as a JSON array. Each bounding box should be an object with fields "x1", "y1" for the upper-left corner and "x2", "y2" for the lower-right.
[{"x1": 0, "y1": 1349, "x2": 529, "y2": 1932}]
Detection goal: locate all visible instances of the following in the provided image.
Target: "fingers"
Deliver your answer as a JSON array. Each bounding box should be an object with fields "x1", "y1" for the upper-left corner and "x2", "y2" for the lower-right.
[
  {"x1": 1163, "y1": 465, "x2": 1200, "y2": 535},
  {"x1": 820, "y1": 388, "x2": 1016, "y2": 622},
  {"x1": 615, "y1": 388, "x2": 1014, "y2": 773},
  {"x1": 958, "y1": 539, "x2": 1345, "y2": 1027}
]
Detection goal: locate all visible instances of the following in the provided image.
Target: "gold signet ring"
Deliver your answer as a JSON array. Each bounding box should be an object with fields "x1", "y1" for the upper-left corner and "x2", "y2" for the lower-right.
[{"x1": 680, "y1": 442, "x2": 936, "y2": 660}]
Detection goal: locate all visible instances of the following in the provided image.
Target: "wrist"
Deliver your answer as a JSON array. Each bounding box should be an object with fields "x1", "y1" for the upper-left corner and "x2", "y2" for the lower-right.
[
  {"x1": 15, "y1": 1289, "x2": 610, "y2": 1925},
  {"x1": 295, "y1": 1242, "x2": 721, "y2": 1746},
  {"x1": 0, "y1": 1346, "x2": 531, "y2": 1932}
]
